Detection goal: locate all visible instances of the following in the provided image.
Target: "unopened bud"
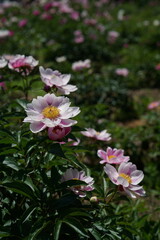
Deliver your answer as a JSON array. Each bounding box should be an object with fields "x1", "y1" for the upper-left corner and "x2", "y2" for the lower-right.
[{"x1": 90, "y1": 196, "x2": 98, "y2": 203}]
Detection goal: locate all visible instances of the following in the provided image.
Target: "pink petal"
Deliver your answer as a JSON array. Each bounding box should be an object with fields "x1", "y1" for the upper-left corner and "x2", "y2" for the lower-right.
[{"x1": 30, "y1": 122, "x2": 46, "y2": 133}]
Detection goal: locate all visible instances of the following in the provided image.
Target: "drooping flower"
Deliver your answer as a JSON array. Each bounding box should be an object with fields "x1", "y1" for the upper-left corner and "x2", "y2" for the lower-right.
[
  {"x1": 8, "y1": 55, "x2": 38, "y2": 75},
  {"x1": 98, "y1": 147, "x2": 129, "y2": 164},
  {"x1": 81, "y1": 128, "x2": 111, "y2": 142},
  {"x1": 148, "y1": 101, "x2": 160, "y2": 109},
  {"x1": 104, "y1": 162, "x2": 145, "y2": 198},
  {"x1": 39, "y1": 66, "x2": 77, "y2": 95},
  {"x1": 48, "y1": 126, "x2": 71, "y2": 140},
  {"x1": 115, "y1": 68, "x2": 129, "y2": 77},
  {"x1": 23, "y1": 93, "x2": 80, "y2": 133},
  {"x1": 72, "y1": 59, "x2": 91, "y2": 71},
  {"x1": 0, "y1": 57, "x2": 7, "y2": 68},
  {"x1": 61, "y1": 168, "x2": 94, "y2": 197}
]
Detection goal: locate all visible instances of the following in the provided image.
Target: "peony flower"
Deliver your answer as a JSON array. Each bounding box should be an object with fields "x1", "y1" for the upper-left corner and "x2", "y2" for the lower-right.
[
  {"x1": 72, "y1": 59, "x2": 91, "y2": 71},
  {"x1": 56, "y1": 56, "x2": 67, "y2": 63},
  {"x1": 74, "y1": 30, "x2": 84, "y2": 44},
  {"x1": 107, "y1": 31, "x2": 119, "y2": 44},
  {"x1": 0, "y1": 81, "x2": 6, "y2": 90},
  {"x1": 0, "y1": 57, "x2": 7, "y2": 68},
  {"x1": 0, "y1": 30, "x2": 11, "y2": 39},
  {"x1": 98, "y1": 147, "x2": 130, "y2": 164},
  {"x1": 155, "y1": 63, "x2": 160, "y2": 70},
  {"x1": 104, "y1": 162, "x2": 145, "y2": 199},
  {"x1": 115, "y1": 68, "x2": 129, "y2": 77},
  {"x1": 148, "y1": 101, "x2": 160, "y2": 109},
  {"x1": 61, "y1": 168, "x2": 94, "y2": 197},
  {"x1": 8, "y1": 55, "x2": 38, "y2": 75},
  {"x1": 84, "y1": 18, "x2": 97, "y2": 26},
  {"x1": 18, "y1": 19, "x2": 28, "y2": 27},
  {"x1": 39, "y1": 66, "x2": 77, "y2": 95},
  {"x1": 33, "y1": 10, "x2": 40, "y2": 16},
  {"x1": 48, "y1": 126, "x2": 71, "y2": 140},
  {"x1": 23, "y1": 93, "x2": 80, "y2": 133},
  {"x1": 70, "y1": 11, "x2": 79, "y2": 20},
  {"x1": 81, "y1": 128, "x2": 111, "y2": 142}
]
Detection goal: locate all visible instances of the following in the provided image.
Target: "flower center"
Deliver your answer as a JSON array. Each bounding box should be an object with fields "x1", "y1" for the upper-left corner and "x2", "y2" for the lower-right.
[
  {"x1": 108, "y1": 155, "x2": 116, "y2": 160},
  {"x1": 119, "y1": 173, "x2": 132, "y2": 184},
  {"x1": 72, "y1": 178, "x2": 79, "y2": 180},
  {"x1": 42, "y1": 106, "x2": 60, "y2": 119}
]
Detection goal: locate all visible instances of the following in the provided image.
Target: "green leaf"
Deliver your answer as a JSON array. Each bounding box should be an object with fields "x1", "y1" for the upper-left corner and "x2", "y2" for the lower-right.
[
  {"x1": 28, "y1": 221, "x2": 51, "y2": 240},
  {"x1": 16, "y1": 99, "x2": 28, "y2": 109},
  {"x1": 88, "y1": 228, "x2": 101, "y2": 240},
  {"x1": 54, "y1": 220, "x2": 62, "y2": 240},
  {"x1": 0, "y1": 231, "x2": 11, "y2": 237},
  {"x1": 3, "y1": 181, "x2": 37, "y2": 201},
  {"x1": 0, "y1": 148, "x2": 18, "y2": 156},
  {"x1": 49, "y1": 143, "x2": 66, "y2": 158},
  {"x1": 21, "y1": 205, "x2": 36, "y2": 223},
  {"x1": 63, "y1": 217, "x2": 88, "y2": 238},
  {"x1": 3, "y1": 158, "x2": 20, "y2": 171}
]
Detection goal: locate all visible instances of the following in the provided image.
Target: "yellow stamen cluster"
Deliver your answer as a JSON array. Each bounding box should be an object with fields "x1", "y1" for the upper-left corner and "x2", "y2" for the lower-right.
[
  {"x1": 42, "y1": 106, "x2": 60, "y2": 119},
  {"x1": 119, "y1": 173, "x2": 132, "y2": 184},
  {"x1": 108, "y1": 155, "x2": 116, "y2": 160}
]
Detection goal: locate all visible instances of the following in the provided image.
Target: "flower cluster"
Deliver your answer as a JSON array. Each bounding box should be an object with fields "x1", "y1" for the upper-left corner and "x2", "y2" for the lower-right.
[
  {"x1": 98, "y1": 146, "x2": 145, "y2": 198},
  {"x1": 22, "y1": 54, "x2": 145, "y2": 200}
]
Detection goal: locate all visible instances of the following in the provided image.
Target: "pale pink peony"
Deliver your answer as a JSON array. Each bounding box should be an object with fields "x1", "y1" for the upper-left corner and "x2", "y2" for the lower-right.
[
  {"x1": 107, "y1": 31, "x2": 119, "y2": 44},
  {"x1": 23, "y1": 93, "x2": 80, "y2": 133},
  {"x1": 74, "y1": 30, "x2": 84, "y2": 44},
  {"x1": 39, "y1": 66, "x2": 77, "y2": 95},
  {"x1": 81, "y1": 128, "x2": 111, "y2": 142},
  {"x1": 48, "y1": 126, "x2": 71, "y2": 140},
  {"x1": 8, "y1": 55, "x2": 38, "y2": 75},
  {"x1": 148, "y1": 101, "x2": 160, "y2": 109},
  {"x1": 74, "y1": 35, "x2": 84, "y2": 43},
  {"x1": 72, "y1": 59, "x2": 91, "y2": 71},
  {"x1": 98, "y1": 147, "x2": 130, "y2": 164},
  {"x1": 104, "y1": 162, "x2": 145, "y2": 199},
  {"x1": 0, "y1": 30, "x2": 11, "y2": 38},
  {"x1": 70, "y1": 11, "x2": 79, "y2": 20},
  {"x1": 0, "y1": 57, "x2": 7, "y2": 68},
  {"x1": 115, "y1": 68, "x2": 129, "y2": 77},
  {"x1": 61, "y1": 168, "x2": 94, "y2": 197},
  {"x1": 84, "y1": 18, "x2": 97, "y2": 26}
]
